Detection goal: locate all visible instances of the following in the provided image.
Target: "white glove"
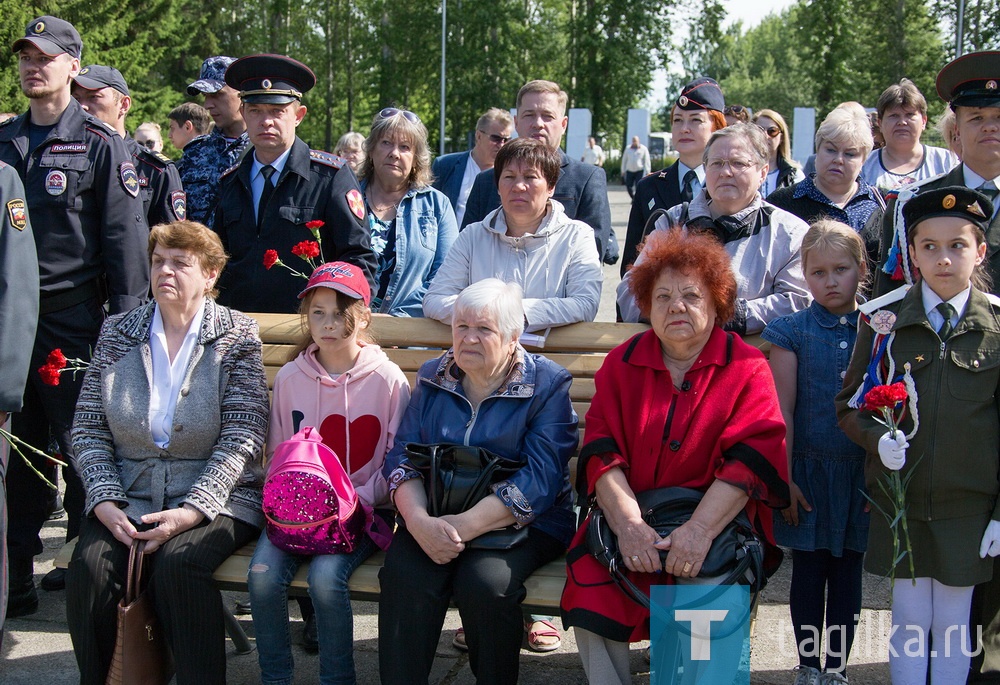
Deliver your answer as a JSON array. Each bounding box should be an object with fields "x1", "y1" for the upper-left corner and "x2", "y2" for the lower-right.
[
  {"x1": 878, "y1": 430, "x2": 908, "y2": 471},
  {"x1": 981, "y1": 521, "x2": 1000, "y2": 558}
]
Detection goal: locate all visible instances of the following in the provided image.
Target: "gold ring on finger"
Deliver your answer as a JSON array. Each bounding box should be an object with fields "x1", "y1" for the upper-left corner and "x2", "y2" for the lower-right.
[{"x1": 683, "y1": 562, "x2": 693, "y2": 573}]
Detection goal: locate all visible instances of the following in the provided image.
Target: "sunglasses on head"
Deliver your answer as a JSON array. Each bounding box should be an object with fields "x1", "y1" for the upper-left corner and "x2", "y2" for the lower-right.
[
  {"x1": 379, "y1": 107, "x2": 420, "y2": 124},
  {"x1": 724, "y1": 105, "x2": 746, "y2": 115},
  {"x1": 758, "y1": 125, "x2": 781, "y2": 138},
  {"x1": 479, "y1": 130, "x2": 510, "y2": 145}
]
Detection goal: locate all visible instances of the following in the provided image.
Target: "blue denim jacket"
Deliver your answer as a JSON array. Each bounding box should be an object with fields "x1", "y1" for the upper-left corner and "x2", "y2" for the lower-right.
[
  {"x1": 360, "y1": 180, "x2": 457, "y2": 317},
  {"x1": 763, "y1": 302, "x2": 865, "y2": 461},
  {"x1": 384, "y1": 347, "x2": 579, "y2": 546}
]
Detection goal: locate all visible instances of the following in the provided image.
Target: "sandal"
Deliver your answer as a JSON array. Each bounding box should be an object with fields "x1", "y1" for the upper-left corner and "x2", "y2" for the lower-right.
[
  {"x1": 525, "y1": 619, "x2": 562, "y2": 652},
  {"x1": 452, "y1": 627, "x2": 468, "y2": 652}
]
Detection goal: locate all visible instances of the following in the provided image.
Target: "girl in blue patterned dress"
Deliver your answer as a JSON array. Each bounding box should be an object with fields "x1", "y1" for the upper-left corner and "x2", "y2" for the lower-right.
[{"x1": 762, "y1": 219, "x2": 870, "y2": 685}]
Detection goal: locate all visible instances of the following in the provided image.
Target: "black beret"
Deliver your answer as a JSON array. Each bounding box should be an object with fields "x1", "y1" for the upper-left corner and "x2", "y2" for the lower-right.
[
  {"x1": 904, "y1": 185, "x2": 994, "y2": 237},
  {"x1": 225, "y1": 54, "x2": 316, "y2": 105},
  {"x1": 12, "y1": 16, "x2": 81, "y2": 59},
  {"x1": 937, "y1": 51, "x2": 1000, "y2": 109},
  {"x1": 74, "y1": 65, "x2": 130, "y2": 97},
  {"x1": 675, "y1": 77, "x2": 725, "y2": 113}
]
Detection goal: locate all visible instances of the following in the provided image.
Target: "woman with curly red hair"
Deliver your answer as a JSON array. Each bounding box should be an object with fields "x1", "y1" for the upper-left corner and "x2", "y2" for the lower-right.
[{"x1": 561, "y1": 227, "x2": 790, "y2": 684}]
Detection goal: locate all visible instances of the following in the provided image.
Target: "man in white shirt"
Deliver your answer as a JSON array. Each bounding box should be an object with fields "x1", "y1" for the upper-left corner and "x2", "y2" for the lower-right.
[
  {"x1": 581, "y1": 136, "x2": 605, "y2": 166},
  {"x1": 432, "y1": 108, "x2": 514, "y2": 226},
  {"x1": 620, "y1": 135, "x2": 650, "y2": 198}
]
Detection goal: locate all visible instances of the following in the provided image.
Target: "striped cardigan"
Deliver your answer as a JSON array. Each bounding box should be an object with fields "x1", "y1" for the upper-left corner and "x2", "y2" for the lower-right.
[{"x1": 71, "y1": 298, "x2": 269, "y2": 528}]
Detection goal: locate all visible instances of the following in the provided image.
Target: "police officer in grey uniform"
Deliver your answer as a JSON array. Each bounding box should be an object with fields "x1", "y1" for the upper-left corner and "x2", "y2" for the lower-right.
[
  {"x1": 213, "y1": 54, "x2": 375, "y2": 313},
  {"x1": 72, "y1": 64, "x2": 186, "y2": 227},
  {"x1": 0, "y1": 161, "x2": 39, "y2": 645},
  {"x1": 181, "y1": 56, "x2": 250, "y2": 227},
  {"x1": 0, "y1": 16, "x2": 148, "y2": 614}
]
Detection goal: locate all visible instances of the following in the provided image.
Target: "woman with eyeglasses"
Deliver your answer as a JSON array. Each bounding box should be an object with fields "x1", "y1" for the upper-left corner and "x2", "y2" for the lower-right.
[
  {"x1": 754, "y1": 109, "x2": 804, "y2": 197},
  {"x1": 134, "y1": 121, "x2": 164, "y2": 152},
  {"x1": 767, "y1": 106, "x2": 885, "y2": 273},
  {"x1": 619, "y1": 123, "x2": 811, "y2": 334},
  {"x1": 357, "y1": 107, "x2": 457, "y2": 316},
  {"x1": 861, "y1": 79, "x2": 957, "y2": 193}
]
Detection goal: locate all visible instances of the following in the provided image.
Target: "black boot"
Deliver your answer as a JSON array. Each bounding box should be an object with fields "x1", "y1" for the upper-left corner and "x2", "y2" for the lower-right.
[{"x1": 7, "y1": 557, "x2": 38, "y2": 617}]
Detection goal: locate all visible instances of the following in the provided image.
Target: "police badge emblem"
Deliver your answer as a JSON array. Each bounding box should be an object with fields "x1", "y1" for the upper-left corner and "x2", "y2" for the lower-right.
[
  {"x1": 171, "y1": 190, "x2": 187, "y2": 221},
  {"x1": 119, "y1": 162, "x2": 140, "y2": 197},
  {"x1": 7, "y1": 199, "x2": 26, "y2": 230},
  {"x1": 45, "y1": 169, "x2": 67, "y2": 196}
]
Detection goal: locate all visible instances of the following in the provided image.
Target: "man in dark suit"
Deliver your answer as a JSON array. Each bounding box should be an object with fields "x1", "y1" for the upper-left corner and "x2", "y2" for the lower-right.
[
  {"x1": 620, "y1": 77, "x2": 726, "y2": 277},
  {"x1": 461, "y1": 80, "x2": 617, "y2": 265},
  {"x1": 432, "y1": 108, "x2": 512, "y2": 227}
]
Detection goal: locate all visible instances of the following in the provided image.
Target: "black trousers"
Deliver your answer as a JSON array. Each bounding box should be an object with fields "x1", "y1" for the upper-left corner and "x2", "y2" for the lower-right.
[
  {"x1": 378, "y1": 525, "x2": 565, "y2": 685},
  {"x1": 66, "y1": 514, "x2": 259, "y2": 685},
  {"x1": 624, "y1": 170, "x2": 643, "y2": 198},
  {"x1": 6, "y1": 299, "x2": 103, "y2": 564}
]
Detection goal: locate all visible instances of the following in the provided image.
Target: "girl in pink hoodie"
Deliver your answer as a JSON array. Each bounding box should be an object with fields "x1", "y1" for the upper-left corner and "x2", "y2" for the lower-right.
[{"x1": 249, "y1": 262, "x2": 410, "y2": 685}]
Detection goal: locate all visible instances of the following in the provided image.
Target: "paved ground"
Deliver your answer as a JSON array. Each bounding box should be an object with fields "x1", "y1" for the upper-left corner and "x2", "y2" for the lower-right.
[{"x1": 1, "y1": 185, "x2": 894, "y2": 683}]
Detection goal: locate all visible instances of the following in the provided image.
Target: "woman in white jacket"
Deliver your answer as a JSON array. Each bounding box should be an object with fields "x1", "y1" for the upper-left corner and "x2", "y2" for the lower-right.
[{"x1": 423, "y1": 137, "x2": 603, "y2": 336}]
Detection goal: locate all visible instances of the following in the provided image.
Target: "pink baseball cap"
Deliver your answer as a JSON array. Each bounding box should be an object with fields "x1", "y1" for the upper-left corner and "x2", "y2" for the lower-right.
[{"x1": 298, "y1": 261, "x2": 371, "y2": 306}]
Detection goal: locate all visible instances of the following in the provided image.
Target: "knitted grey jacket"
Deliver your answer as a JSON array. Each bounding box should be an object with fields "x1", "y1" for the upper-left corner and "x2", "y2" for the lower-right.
[{"x1": 72, "y1": 298, "x2": 269, "y2": 528}]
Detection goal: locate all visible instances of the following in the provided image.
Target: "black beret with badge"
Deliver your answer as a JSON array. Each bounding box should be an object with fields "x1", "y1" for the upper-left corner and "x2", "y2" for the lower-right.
[
  {"x1": 224, "y1": 54, "x2": 316, "y2": 105},
  {"x1": 74, "y1": 65, "x2": 130, "y2": 97},
  {"x1": 936, "y1": 51, "x2": 1000, "y2": 109},
  {"x1": 675, "y1": 77, "x2": 725, "y2": 113},
  {"x1": 903, "y1": 185, "x2": 995, "y2": 237},
  {"x1": 11, "y1": 15, "x2": 82, "y2": 59}
]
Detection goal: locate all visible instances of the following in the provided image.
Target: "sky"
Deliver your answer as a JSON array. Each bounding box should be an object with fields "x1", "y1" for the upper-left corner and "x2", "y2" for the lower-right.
[{"x1": 646, "y1": 0, "x2": 797, "y2": 108}]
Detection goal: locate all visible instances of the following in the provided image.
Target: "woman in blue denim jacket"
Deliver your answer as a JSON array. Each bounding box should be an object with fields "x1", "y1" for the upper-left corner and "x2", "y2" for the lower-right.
[
  {"x1": 378, "y1": 279, "x2": 577, "y2": 685},
  {"x1": 358, "y1": 108, "x2": 457, "y2": 316}
]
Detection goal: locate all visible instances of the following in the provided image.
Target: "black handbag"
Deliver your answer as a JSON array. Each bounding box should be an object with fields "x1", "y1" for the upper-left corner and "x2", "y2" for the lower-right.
[
  {"x1": 585, "y1": 486, "x2": 767, "y2": 610},
  {"x1": 404, "y1": 442, "x2": 529, "y2": 550}
]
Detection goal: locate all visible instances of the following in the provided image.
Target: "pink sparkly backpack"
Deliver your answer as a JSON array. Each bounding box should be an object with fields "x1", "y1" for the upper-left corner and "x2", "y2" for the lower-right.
[{"x1": 262, "y1": 426, "x2": 369, "y2": 555}]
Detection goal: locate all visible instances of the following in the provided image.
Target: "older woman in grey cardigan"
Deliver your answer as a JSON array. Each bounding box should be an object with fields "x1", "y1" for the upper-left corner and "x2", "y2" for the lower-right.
[{"x1": 66, "y1": 221, "x2": 269, "y2": 685}]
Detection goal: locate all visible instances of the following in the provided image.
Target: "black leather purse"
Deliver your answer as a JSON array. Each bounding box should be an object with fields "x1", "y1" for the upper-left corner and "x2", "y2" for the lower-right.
[
  {"x1": 585, "y1": 486, "x2": 766, "y2": 609},
  {"x1": 404, "y1": 443, "x2": 528, "y2": 550}
]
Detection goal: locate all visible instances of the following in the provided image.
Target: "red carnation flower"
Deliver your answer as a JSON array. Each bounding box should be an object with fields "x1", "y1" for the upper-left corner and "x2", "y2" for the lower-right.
[
  {"x1": 304, "y1": 220, "x2": 324, "y2": 230},
  {"x1": 38, "y1": 364, "x2": 61, "y2": 386},
  {"x1": 291, "y1": 240, "x2": 321, "y2": 259},
  {"x1": 263, "y1": 249, "x2": 279, "y2": 270},
  {"x1": 46, "y1": 348, "x2": 67, "y2": 370},
  {"x1": 863, "y1": 382, "x2": 908, "y2": 412}
]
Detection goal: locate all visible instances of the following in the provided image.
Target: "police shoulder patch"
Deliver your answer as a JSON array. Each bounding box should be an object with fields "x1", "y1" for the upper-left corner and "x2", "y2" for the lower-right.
[
  {"x1": 171, "y1": 190, "x2": 187, "y2": 221},
  {"x1": 309, "y1": 149, "x2": 345, "y2": 169},
  {"x1": 220, "y1": 162, "x2": 240, "y2": 179},
  {"x1": 6, "y1": 198, "x2": 26, "y2": 230},
  {"x1": 119, "y1": 162, "x2": 141, "y2": 197}
]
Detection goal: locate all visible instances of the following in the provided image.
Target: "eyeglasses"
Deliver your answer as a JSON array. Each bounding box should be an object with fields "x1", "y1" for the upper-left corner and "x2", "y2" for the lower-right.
[
  {"x1": 706, "y1": 158, "x2": 757, "y2": 173},
  {"x1": 758, "y1": 125, "x2": 781, "y2": 139},
  {"x1": 137, "y1": 139, "x2": 157, "y2": 150},
  {"x1": 479, "y1": 130, "x2": 510, "y2": 145},
  {"x1": 379, "y1": 107, "x2": 420, "y2": 124}
]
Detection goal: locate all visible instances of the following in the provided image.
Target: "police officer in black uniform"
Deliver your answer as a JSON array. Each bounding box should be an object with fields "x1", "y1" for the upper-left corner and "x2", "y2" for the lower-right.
[
  {"x1": 213, "y1": 54, "x2": 375, "y2": 313},
  {"x1": 0, "y1": 16, "x2": 148, "y2": 612},
  {"x1": 72, "y1": 64, "x2": 187, "y2": 227}
]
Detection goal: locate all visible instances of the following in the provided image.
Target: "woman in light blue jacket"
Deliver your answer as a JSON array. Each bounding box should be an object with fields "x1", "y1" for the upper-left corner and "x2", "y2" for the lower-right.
[{"x1": 358, "y1": 108, "x2": 457, "y2": 316}]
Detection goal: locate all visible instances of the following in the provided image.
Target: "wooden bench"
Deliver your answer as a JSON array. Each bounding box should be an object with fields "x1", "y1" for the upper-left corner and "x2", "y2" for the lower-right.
[{"x1": 55, "y1": 313, "x2": 765, "y2": 650}]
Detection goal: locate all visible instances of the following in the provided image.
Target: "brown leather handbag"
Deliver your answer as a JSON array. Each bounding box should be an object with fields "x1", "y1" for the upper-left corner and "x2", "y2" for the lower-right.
[{"x1": 106, "y1": 540, "x2": 174, "y2": 685}]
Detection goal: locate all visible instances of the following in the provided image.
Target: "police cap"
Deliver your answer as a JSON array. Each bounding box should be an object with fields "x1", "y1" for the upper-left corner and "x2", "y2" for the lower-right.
[
  {"x1": 12, "y1": 16, "x2": 82, "y2": 59},
  {"x1": 904, "y1": 185, "x2": 994, "y2": 237},
  {"x1": 937, "y1": 51, "x2": 1000, "y2": 109},
  {"x1": 675, "y1": 77, "x2": 725, "y2": 113},
  {"x1": 74, "y1": 65, "x2": 130, "y2": 97},
  {"x1": 225, "y1": 54, "x2": 315, "y2": 105},
  {"x1": 187, "y1": 56, "x2": 237, "y2": 96}
]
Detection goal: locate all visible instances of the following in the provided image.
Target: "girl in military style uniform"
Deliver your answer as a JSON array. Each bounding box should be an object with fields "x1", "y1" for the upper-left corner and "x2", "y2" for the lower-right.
[{"x1": 836, "y1": 186, "x2": 1000, "y2": 684}]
